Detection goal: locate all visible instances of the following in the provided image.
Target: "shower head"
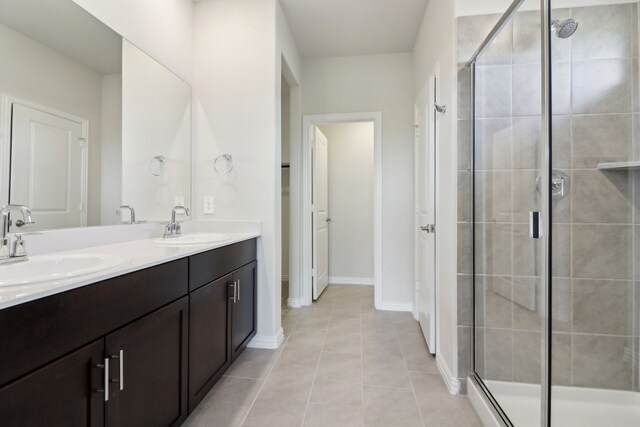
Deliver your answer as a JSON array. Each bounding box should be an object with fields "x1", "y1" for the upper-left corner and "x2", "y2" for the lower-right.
[{"x1": 552, "y1": 19, "x2": 579, "y2": 39}]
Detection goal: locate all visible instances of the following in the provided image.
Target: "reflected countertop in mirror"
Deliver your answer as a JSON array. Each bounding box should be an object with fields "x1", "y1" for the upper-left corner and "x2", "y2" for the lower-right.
[{"x1": 0, "y1": 0, "x2": 191, "y2": 232}]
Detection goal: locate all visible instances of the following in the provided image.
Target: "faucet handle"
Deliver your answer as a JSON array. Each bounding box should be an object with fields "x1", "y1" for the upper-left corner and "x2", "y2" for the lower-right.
[
  {"x1": 14, "y1": 218, "x2": 35, "y2": 228},
  {"x1": 12, "y1": 235, "x2": 27, "y2": 257}
]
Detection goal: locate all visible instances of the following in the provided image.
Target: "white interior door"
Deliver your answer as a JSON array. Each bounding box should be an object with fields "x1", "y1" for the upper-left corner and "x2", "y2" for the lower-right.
[
  {"x1": 313, "y1": 126, "x2": 329, "y2": 300},
  {"x1": 10, "y1": 103, "x2": 87, "y2": 231},
  {"x1": 415, "y1": 74, "x2": 438, "y2": 354}
]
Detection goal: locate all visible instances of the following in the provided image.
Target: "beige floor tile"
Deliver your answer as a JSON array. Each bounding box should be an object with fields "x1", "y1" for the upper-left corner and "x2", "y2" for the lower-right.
[
  {"x1": 224, "y1": 348, "x2": 281, "y2": 379},
  {"x1": 410, "y1": 372, "x2": 482, "y2": 427},
  {"x1": 242, "y1": 396, "x2": 308, "y2": 427},
  {"x1": 363, "y1": 385, "x2": 423, "y2": 427},
  {"x1": 183, "y1": 376, "x2": 263, "y2": 427},
  {"x1": 394, "y1": 318, "x2": 424, "y2": 335},
  {"x1": 188, "y1": 297, "x2": 483, "y2": 427},
  {"x1": 397, "y1": 333, "x2": 439, "y2": 373},
  {"x1": 303, "y1": 403, "x2": 364, "y2": 427},
  {"x1": 323, "y1": 329, "x2": 362, "y2": 354},
  {"x1": 363, "y1": 354, "x2": 412, "y2": 389}
]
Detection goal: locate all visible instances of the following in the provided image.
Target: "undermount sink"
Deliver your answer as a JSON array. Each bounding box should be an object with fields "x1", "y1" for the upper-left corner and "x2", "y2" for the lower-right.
[
  {"x1": 0, "y1": 253, "x2": 125, "y2": 287},
  {"x1": 153, "y1": 233, "x2": 230, "y2": 246}
]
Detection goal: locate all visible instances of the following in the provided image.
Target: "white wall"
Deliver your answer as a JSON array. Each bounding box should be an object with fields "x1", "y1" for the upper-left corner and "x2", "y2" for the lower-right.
[
  {"x1": 414, "y1": 0, "x2": 459, "y2": 382},
  {"x1": 194, "y1": 0, "x2": 301, "y2": 346},
  {"x1": 302, "y1": 53, "x2": 414, "y2": 309},
  {"x1": 0, "y1": 23, "x2": 104, "y2": 226},
  {"x1": 318, "y1": 122, "x2": 374, "y2": 282},
  {"x1": 72, "y1": 0, "x2": 193, "y2": 82},
  {"x1": 121, "y1": 40, "x2": 191, "y2": 222},
  {"x1": 100, "y1": 73, "x2": 122, "y2": 225}
]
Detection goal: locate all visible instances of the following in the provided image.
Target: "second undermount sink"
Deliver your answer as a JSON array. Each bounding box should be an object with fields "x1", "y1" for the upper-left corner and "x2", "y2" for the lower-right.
[
  {"x1": 153, "y1": 233, "x2": 231, "y2": 246},
  {"x1": 0, "y1": 253, "x2": 125, "y2": 287}
]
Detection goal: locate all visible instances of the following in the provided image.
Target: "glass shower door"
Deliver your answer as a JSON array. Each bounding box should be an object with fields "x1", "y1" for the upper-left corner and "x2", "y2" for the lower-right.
[
  {"x1": 472, "y1": 1, "x2": 546, "y2": 425},
  {"x1": 549, "y1": 1, "x2": 640, "y2": 425}
]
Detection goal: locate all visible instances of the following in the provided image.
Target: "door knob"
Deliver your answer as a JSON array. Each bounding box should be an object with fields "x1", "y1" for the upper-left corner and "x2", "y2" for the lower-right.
[{"x1": 420, "y1": 226, "x2": 430, "y2": 233}]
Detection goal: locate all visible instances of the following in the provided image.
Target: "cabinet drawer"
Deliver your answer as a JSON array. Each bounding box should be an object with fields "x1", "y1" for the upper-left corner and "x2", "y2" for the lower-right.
[
  {"x1": 189, "y1": 239, "x2": 256, "y2": 291},
  {"x1": 0, "y1": 258, "x2": 188, "y2": 387}
]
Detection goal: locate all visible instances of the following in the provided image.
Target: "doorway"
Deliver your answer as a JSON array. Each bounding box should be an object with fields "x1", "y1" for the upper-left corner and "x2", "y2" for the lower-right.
[{"x1": 301, "y1": 113, "x2": 382, "y2": 307}]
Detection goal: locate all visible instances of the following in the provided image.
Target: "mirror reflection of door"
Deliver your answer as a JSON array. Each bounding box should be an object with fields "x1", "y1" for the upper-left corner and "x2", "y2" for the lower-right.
[
  {"x1": 9, "y1": 102, "x2": 88, "y2": 231},
  {"x1": 313, "y1": 126, "x2": 329, "y2": 300}
]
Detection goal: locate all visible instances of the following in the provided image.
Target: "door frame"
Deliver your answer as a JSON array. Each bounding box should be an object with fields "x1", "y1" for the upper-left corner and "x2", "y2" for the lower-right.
[
  {"x1": 300, "y1": 112, "x2": 382, "y2": 307},
  {"x1": 0, "y1": 94, "x2": 89, "y2": 225}
]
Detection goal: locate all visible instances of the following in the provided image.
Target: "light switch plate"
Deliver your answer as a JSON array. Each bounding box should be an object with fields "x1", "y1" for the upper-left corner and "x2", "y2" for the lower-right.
[
  {"x1": 174, "y1": 196, "x2": 185, "y2": 207},
  {"x1": 204, "y1": 196, "x2": 215, "y2": 215}
]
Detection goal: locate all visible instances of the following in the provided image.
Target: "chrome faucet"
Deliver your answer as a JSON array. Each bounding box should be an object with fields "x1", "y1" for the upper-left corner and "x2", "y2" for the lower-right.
[
  {"x1": 116, "y1": 205, "x2": 136, "y2": 224},
  {"x1": 163, "y1": 206, "x2": 190, "y2": 238},
  {"x1": 0, "y1": 205, "x2": 35, "y2": 264}
]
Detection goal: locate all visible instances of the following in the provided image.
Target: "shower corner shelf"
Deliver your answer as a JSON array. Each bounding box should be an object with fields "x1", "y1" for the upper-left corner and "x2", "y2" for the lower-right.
[{"x1": 597, "y1": 161, "x2": 640, "y2": 171}]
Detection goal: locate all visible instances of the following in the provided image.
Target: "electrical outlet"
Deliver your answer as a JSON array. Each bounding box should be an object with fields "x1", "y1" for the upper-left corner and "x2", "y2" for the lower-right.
[
  {"x1": 174, "y1": 196, "x2": 185, "y2": 207},
  {"x1": 204, "y1": 196, "x2": 215, "y2": 215}
]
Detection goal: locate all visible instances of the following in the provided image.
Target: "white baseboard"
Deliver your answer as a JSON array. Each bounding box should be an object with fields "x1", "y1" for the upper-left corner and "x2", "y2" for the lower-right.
[
  {"x1": 328, "y1": 276, "x2": 374, "y2": 286},
  {"x1": 378, "y1": 302, "x2": 413, "y2": 312},
  {"x1": 287, "y1": 298, "x2": 301, "y2": 308},
  {"x1": 436, "y1": 355, "x2": 461, "y2": 395},
  {"x1": 247, "y1": 328, "x2": 284, "y2": 349}
]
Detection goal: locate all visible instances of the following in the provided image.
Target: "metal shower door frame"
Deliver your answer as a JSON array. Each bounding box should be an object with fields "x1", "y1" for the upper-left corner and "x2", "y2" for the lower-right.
[{"x1": 466, "y1": 0, "x2": 554, "y2": 426}]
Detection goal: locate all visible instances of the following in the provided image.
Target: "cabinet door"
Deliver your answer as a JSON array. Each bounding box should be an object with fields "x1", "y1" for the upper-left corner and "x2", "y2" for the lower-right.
[
  {"x1": 105, "y1": 297, "x2": 188, "y2": 427},
  {"x1": 231, "y1": 261, "x2": 257, "y2": 359},
  {"x1": 0, "y1": 339, "x2": 104, "y2": 427},
  {"x1": 188, "y1": 273, "x2": 232, "y2": 412}
]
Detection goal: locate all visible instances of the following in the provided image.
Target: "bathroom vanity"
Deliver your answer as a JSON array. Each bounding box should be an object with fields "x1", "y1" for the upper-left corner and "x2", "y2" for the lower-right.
[{"x1": 0, "y1": 236, "x2": 257, "y2": 426}]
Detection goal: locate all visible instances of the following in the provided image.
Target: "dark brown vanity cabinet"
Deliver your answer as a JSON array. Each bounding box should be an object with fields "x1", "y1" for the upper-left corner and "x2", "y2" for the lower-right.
[
  {"x1": 0, "y1": 339, "x2": 105, "y2": 426},
  {"x1": 231, "y1": 261, "x2": 257, "y2": 359},
  {"x1": 188, "y1": 273, "x2": 232, "y2": 411},
  {"x1": 105, "y1": 297, "x2": 189, "y2": 427},
  {"x1": 0, "y1": 238, "x2": 257, "y2": 427},
  {"x1": 187, "y1": 240, "x2": 257, "y2": 411}
]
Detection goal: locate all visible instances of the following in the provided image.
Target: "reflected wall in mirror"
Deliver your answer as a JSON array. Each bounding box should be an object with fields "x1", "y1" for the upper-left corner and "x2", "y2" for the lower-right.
[{"x1": 0, "y1": 0, "x2": 191, "y2": 232}]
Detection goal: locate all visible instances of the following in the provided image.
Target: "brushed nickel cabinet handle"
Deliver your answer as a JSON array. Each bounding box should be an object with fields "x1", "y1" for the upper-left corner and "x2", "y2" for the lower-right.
[
  {"x1": 237, "y1": 279, "x2": 241, "y2": 301},
  {"x1": 96, "y1": 358, "x2": 109, "y2": 402}
]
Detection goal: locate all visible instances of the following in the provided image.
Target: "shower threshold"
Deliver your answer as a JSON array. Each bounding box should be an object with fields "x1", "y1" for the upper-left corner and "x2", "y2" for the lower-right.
[{"x1": 471, "y1": 379, "x2": 640, "y2": 427}]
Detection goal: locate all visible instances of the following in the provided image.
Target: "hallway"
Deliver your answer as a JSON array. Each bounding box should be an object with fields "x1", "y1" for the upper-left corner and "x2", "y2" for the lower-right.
[{"x1": 184, "y1": 285, "x2": 481, "y2": 426}]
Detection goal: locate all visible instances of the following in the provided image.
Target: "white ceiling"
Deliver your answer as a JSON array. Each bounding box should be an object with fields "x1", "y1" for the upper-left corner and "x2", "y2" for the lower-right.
[
  {"x1": 0, "y1": 0, "x2": 122, "y2": 74},
  {"x1": 279, "y1": 0, "x2": 430, "y2": 59}
]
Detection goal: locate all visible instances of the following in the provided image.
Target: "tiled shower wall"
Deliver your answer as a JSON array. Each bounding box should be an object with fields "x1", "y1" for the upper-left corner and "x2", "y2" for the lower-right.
[{"x1": 457, "y1": 2, "x2": 640, "y2": 391}]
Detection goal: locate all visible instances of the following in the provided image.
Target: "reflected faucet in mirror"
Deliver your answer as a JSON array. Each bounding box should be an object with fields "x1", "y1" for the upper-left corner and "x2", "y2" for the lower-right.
[
  {"x1": 116, "y1": 205, "x2": 136, "y2": 224},
  {"x1": 163, "y1": 206, "x2": 190, "y2": 238},
  {"x1": 0, "y1": 205, "x2": 34, "y2": 264}
]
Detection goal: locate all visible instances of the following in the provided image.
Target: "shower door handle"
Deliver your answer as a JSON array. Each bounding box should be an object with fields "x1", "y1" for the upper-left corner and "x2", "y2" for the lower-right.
[{"x1": 529, "y1": 212, "x2": 541, "y2": 239}]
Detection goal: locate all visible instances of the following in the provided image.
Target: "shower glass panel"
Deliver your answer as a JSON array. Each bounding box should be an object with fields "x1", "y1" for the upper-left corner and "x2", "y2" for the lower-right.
[
  {"x1": 549, "y1": 0, "x2": 640, "y2": 425},
  {"x1": 471, "y1": 0, "x2": 545, "y2": 425}
]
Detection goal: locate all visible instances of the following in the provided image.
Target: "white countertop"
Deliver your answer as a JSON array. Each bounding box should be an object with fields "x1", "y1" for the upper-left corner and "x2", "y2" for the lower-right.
[{"x1": 0, "y1": 232, "x2": 260, "y2": 310}]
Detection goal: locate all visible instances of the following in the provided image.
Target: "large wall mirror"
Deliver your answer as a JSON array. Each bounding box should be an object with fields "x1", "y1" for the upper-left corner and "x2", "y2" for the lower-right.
[{"x1": 0, "y1": 0, "x2": 191, "y2": 232}]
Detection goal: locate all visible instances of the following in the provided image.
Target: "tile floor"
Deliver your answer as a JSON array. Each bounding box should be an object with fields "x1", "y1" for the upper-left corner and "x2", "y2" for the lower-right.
[{"x1": 184, "y1": 285, "x2": 481, "y2": 427}]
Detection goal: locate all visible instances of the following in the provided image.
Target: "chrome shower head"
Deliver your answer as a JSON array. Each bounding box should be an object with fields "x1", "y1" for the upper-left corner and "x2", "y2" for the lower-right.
[{"x1": 552, "y1": 19, "x2": 578, "y2": 39}]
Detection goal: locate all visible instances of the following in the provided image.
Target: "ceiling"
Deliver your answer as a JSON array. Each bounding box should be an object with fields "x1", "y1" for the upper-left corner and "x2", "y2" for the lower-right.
[
  {"x1": 279, "y1": 0, "x2": 430, "y2": 59},
  {"x1": 0, "y1": 0, "x2": 122, "y2": 74}
]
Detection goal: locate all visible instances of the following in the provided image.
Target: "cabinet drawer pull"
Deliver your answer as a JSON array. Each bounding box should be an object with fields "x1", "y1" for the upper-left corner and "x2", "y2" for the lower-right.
[
  {"x1": 109, "y1": 350, "x2": 124, "y2": 391},
  {"x1": 229, "y1": 282, "x2": 237, "y2": 302},
  {"x1": 237, "y1": 279, "x2": 241, "y2": 301},
  {"x1": 96, "y1": 358, "x2": 109, "y2": 402}
]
